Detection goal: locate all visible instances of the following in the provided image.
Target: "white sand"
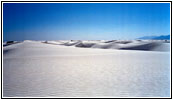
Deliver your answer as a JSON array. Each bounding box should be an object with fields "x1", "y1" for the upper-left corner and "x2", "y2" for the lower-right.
[{"x1": 3, "y1": 40, "x2": 170, "y2": 97}]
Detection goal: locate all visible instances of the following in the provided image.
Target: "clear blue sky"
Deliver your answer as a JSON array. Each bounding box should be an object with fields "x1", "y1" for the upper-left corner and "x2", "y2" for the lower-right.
[{"x1": 3, "y1": 3, "x2": 170, "y2": 41}]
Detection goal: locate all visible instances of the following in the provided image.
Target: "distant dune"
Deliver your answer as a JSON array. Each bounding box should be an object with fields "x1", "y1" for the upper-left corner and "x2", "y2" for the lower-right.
[{"x1": 43, "y1": 40, "x2": 170, "y2": 52}]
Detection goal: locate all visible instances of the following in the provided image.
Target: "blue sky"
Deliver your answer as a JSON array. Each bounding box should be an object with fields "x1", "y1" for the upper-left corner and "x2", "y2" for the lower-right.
[{"x1": 3, "y1": 3, "x2": 170, "y2": 41}]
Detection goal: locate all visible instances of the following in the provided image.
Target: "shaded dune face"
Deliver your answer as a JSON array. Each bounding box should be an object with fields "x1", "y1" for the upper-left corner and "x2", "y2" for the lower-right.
[
  {"x1": 3, "y1": 41, "x2": 21, "y2": 47},
  {"x1": 119, "y1": 42, "x2": 162, "y2": 51},
  {"x1": 103, "y1": 40, "x2": 117, "y2": 43},
  {"x1": 63, "y1": 41, "x2": 81, "y2": 46},
  {"x1": 114, "y1": 41, "x2": 132, "y2": 44},
  {"x1": 75, "y1": 43, "x2": 96, "y2": 48}
]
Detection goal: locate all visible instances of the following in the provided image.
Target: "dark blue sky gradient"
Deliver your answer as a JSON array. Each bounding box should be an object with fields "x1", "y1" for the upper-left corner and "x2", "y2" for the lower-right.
[{"x1": 3, "y1": 3, "x2": 170, "y2": 41}]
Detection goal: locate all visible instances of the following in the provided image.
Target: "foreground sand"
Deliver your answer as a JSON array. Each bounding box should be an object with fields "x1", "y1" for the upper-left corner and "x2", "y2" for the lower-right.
[{"x1": 3, "y1": 41, "x2": 170, "y2": 97}]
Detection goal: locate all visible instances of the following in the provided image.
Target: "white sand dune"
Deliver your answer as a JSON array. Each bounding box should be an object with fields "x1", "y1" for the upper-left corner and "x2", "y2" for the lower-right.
[
  {"x1": 3, "y1": 40, "x2": 170, "y2": 97},
  {"x1": 45, "y1": 40, "x2": 170, "y2": 51}
]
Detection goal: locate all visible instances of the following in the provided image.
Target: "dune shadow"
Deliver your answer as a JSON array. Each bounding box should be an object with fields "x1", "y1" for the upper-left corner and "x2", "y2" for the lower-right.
[
  {"x1": 75, "y1": 43, "x2": 96, "y2": 48},
  {"x1": 3, "y1": 41, "x2": 21, "y2": 47},
  {"x1": 119, "y1": 43, "x2": 161, "y2": 51}
]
